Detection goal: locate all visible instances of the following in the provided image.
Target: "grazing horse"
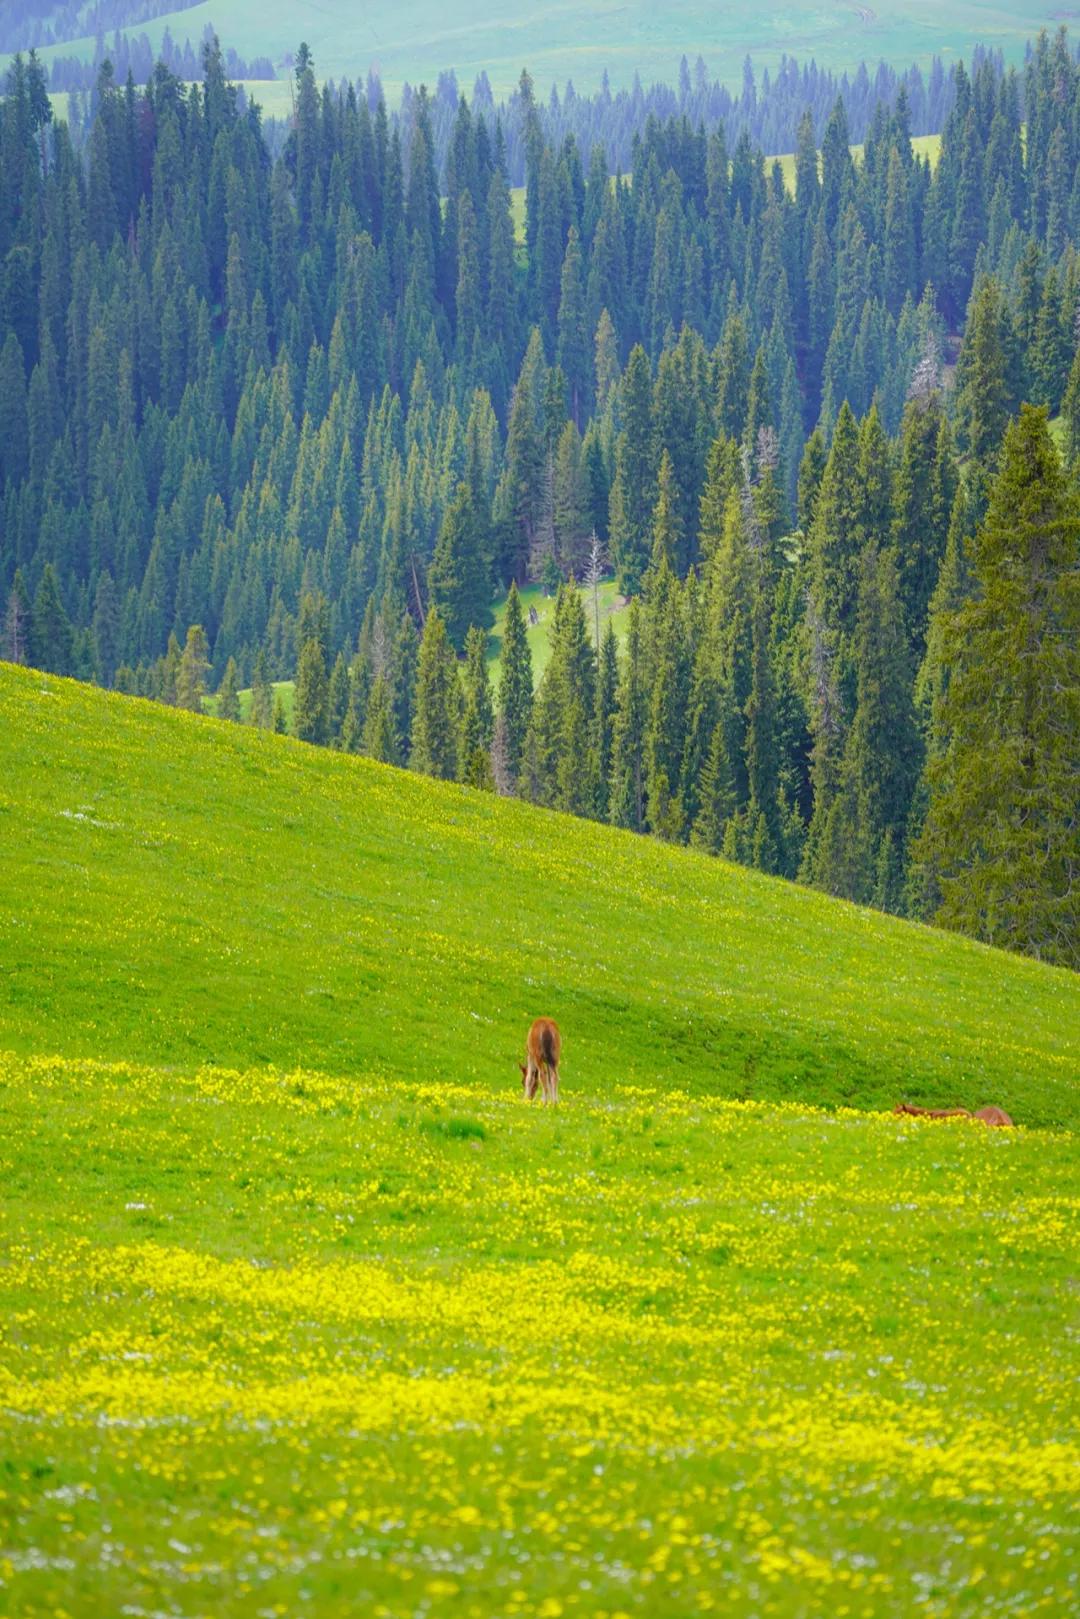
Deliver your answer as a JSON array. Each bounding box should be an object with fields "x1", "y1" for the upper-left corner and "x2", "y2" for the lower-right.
[
  {"x1": 520, "y1": 1017, "x2": 561, "y2": 1103},
  {"x1": 894, "y1": 1102, "x2": 1014, "y2": 1128}
]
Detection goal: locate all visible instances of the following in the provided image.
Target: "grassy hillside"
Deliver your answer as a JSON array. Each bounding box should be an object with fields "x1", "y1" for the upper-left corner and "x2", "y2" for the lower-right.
[
  {"x1": 486, "y1": 576, "x2": 630, "y2": 682},
  {"x1": 7, "y1": 1, "x2": 1061, "y2": 96},
  {"x1": 2, "y1": 661, "x2": 1077, "y2": 1125},
  {"x1": 2, "y1": 663, "x2": 1078, "y2": 1616}
]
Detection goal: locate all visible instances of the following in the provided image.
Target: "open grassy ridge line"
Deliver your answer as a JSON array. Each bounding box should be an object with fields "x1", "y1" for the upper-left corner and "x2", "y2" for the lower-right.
[
  {"x1": 2, "y1": 661, "x2": 1077, "y2": 1126},
  {"x1": 3, "y1": 0, "x2": 1059, "y2": 94}
]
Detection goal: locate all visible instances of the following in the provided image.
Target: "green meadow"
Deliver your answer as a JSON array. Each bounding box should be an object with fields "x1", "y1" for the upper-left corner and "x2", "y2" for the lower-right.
[
  {"x1": 485, "y1": 577, "x2": 630, "y2": 683},
  {"x1": 4, "y1": 662, "x2": 1077, "y2": 1122},
  {"x1": 208, "y1": 577, "x2": 629, "y2": 719},
  {"x1": 1, "y1": 663, "x2": 1078, "y2": 1617}
]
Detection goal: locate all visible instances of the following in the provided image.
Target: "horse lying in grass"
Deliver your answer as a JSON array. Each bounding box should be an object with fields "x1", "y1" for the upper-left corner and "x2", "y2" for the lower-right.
[
  {"x1": 894, "y1": 1102, "x2": 1014, "y2": 1127},
  {"x1": 520, "y1": 1017, "x2": 561, "y2": 1104}
]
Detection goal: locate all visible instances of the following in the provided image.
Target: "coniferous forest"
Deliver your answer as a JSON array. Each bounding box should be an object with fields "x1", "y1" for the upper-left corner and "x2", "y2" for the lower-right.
[{"x1": 2, "y1": 31, "x2": 1079, "y2": 967}]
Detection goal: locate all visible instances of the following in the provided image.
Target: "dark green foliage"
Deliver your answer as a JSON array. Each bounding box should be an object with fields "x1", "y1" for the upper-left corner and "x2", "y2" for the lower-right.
[
  {"x1": 810, "y1": 545, "x2": 920, "y2": 907},
  {"x1": 0, "y1": 34, "x2": 1076, "y2": 967},
  {"x1": 915, "y1": 407, "x2": 1080, "y2": 967},
  {"x1": 953, "y1": 276, "x2": 1011, "y2": 469},
  {"x1": 460, "y1": 624, "x2": 495, "y2": 789},
  {"x1": 608, "y1": 345, "x2": 654, "y2": 594},
  {"x1": 891, "y1": 396, "x2": 956, "y2": 654},
  {"x1": 411, "y1": 609, "x2": 461, "y2": 780},
  {"x1": 529, "y1": 581, "x2": 597, "y2": 815},
  {"x1": 363, "y1": 675, "x2": 400, "y2": 765},
  {"x1": 327, "y1": 652, "x2": 351, "y2": 742},
  {"x1": 31, "y1": 564, "x2": 72, "y2": 675},
  {"x1": 609, "y1": 602, "x2": 647, "y2": 832},
  {"x1": 497, "y1": 582, "x2": 533, "y2": 786},
  {"x1": 294, "y1": 638, "x2": 329, "y2": 744},
  {"x1": 428, "y1": 482, "x2": 492, "y2": 653},
  {"x1": 217, "y1": 657, "x2": 242, "y2": 723}
]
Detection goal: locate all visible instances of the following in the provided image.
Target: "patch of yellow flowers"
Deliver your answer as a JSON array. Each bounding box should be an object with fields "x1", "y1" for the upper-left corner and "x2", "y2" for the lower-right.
[{"x1": 1, "y1": 1051, "x2": 1078, "y2": 1617}]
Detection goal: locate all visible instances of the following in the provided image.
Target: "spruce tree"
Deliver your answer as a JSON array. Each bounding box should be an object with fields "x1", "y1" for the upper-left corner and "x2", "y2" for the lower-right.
[
  {"x1": 916, "y1": 406, "x2": 1080, "y2": 966},
  {"x1": 497, "y1": 331, "x2": 546, "y2": 581},
  {"x1": 609, "y1": 602, "x2": 648, "y2": 831},
  {"x1": 30, "y1": 564, "x2": 73, "y2": 676},
  {"x1": 410, "y1": 608, "x2": 461, "y2": 780},
  {"x1": 91, "y1": 572, "x2": 120, "y2": 686},
  {"x1": 953, "y1": 276, "x2": 1009, "y2": 470},
  {"x1": 594, "y1": 619, "x2": 619, "y2": 822},
  {"x1": 797, "y1": 429, "x2": 828, "y2": 534},
  {"x1": 892, "y1": 395, "x2": 956, "y2": 653},
  {"x1": 429, "y1": 481, "x2": 492, "y2": 652},
  {"x1": 460, "y1": 624, "x2": 495, "y2": 788},
  {"x1": 812, "y1": 544, "x2": 920, "y2": 907},
  {"x1": 217, "y1": 657, "x2": 242, "y2": 722},
  {"x1": 497, "y1": 581, "x2": 533, "y2": 787},
  {"x1": 691, "y1": 722, "x2": 736, "y2": 854},
  {"x1": 327, "y1": 651, "x2": 351, "y2": 742},
  {"x1": 250, "y1": 648, "x2": 275, "y2": 730},
  {"x1": 699, "y1": 433, "x2": 741, "y2": 562},
  {"x1": 556, "y1": 225, "x2": 590, "y2": 426},
  {"x1": 531, "y1": 582, "x2": 596, "y2": 813},
  {"x1": 650, "y1": 449, "x2": 682, "y2": 574},
  {"x1": 294, "y1": 638, "x2": 330, "y2": 744},
  {"x1": 176, "y1": 626, "x2": 211, "y2": 712},
  {"x1": 643, "y1": 563, "x2": 690, "y2": 840},
  {"x1": 608, "y1": 344, "x2": 654, "y2": 593},
  {"x1": 363, "y1": 675, "x2": 400, "y2": 764}
]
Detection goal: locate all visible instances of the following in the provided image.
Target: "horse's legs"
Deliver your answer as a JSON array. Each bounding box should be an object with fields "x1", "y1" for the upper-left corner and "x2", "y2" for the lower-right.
[{"x1": 549, "y1": 1064, "x2": 559, "y2": 1104}]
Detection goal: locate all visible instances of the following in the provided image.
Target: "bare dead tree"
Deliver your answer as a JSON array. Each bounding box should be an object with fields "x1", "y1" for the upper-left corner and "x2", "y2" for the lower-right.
[
  {"x1": 740, "y1": 446, "x2": 766, "y2": 556},
  {"x1": 582, "y1": 531, "x2": 608, "y2": 648},
  {"x1": 756, "y1": 423, "x2": 780, "y2": 475},
  {"x1": 370, "y1": 613, "x2": 390, "y2": 679},
  {"x1": 908, "y1": 328, "x2": 942, "y2": 404},
  {"x1": 3, "y1": 586, "x2": 29, "y2": 665},
  {"x1": 491, "y1": 709, "x2": 514, "y2": 796}
]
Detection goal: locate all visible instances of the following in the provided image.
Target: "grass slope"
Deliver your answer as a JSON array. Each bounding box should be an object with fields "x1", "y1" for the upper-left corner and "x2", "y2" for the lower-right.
[
  {"x1": 205, "y1": 577, "x2": 627, "y2": 720},
  {"x1": 7, "y1": 1, "x2": 1063, "y2": 96},
  {"x1": 2, "y1": 661, "x2": 1077, "y2": 1126},
  {"x1": 486, "y1": 576, "x2": 630, "y2": 683},
  {"x1": 2, "y1": 663, "x2": 1079, "y2": 1616}
]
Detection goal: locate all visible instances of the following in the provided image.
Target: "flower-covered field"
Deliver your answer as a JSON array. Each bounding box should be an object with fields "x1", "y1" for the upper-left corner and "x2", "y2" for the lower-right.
[
  {"x1": 1, "y1": 666, "x2": 1079, "y2": 1614},
  {"x1": 1, "y1": 1053, "x2": 1077, "y2": 1617}
]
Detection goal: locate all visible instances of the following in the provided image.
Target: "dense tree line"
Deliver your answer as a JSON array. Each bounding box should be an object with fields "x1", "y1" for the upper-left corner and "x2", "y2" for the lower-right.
[
  {"x1": 420, "y1": 48, "x2": 972, "y2": 189},
  {"x1": 0, "y1": 0, "x2": 200, "y2": 54},
  {"x1": 47, "y1": 28, "x2": 276, "y2": 93},
  {"x1": 1, "y1": 31, "x2": 1079, "y2": 966}
]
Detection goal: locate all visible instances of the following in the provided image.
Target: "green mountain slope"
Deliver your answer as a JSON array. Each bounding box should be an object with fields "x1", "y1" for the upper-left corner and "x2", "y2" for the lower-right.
[
  {"x1": 2, "y1": 662, "x2": 1077, "y2": 1125},
  {"x1": 2, "y1": 660, "x2": 1078, "y2": 1617},
  {"x1": 7, "y1": 0, "x2": 1059, "y2": 95}
]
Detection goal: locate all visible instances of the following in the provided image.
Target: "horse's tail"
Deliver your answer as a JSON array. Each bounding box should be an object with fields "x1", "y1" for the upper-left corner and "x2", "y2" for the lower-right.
[{"x1": 540, "y1": 1022, "x2": 557, "y2": 1069}]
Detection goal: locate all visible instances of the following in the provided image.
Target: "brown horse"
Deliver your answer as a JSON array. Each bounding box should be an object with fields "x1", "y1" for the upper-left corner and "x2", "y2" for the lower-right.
[
  {"x1": 894, "y1": 1102, "x2": 1014, "y2": 1127},
  {"x1": 520, "y1": 1017, "x2": 561, "y2": 1103}
]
